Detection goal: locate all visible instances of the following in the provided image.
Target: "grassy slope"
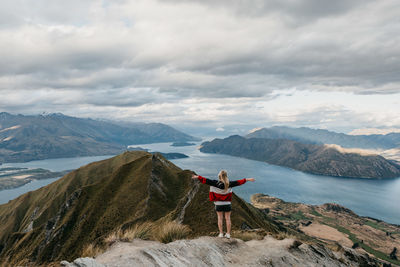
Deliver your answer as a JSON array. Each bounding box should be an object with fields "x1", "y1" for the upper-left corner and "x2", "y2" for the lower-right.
[{"x1": 252, "y1": 194, "x2": 400, "y2": 266}]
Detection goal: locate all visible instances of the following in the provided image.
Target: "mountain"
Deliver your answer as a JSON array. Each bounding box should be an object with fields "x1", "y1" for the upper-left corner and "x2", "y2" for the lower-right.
[
  {"x1": 115, "y1": 121, "x2": 200, "y2": 143},
  {"x1": 0, "y1": 112, "x2": 199, "y2": 163},
  {"x1": 0, "y1": 151, "x2": 279, "y2": 265},
  {"x1": 200, "y1": 135, "x2": 400, "y2": 178},
  {"x1": 246, "y1": 126, "x2": 400, "y2": 150}
]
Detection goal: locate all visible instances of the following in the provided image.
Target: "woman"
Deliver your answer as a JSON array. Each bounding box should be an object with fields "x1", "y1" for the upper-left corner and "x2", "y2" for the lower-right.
[{"x1": 192, "y1": 170, "x2": 255, "y2": 239}]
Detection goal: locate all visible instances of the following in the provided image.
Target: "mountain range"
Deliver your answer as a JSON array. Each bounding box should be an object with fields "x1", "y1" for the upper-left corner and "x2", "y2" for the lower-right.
[
  {"x1": 200, "y1": 135, "x2": 400, "y2": 179},
  {"x1": 247, "y1": 126, "x2": 400, "y2": 150},
  {"x1": 0, "y1": 112, "x2": 199, "y2": 163}
]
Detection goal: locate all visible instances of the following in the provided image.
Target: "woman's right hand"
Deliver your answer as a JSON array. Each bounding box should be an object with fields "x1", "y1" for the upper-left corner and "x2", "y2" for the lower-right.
[
  {"x1": 192, "y1": 174, "x2": 199, "y2": 179},
  {"x1": 246, "y1": 178, "x2": 255, "y2": 182}
]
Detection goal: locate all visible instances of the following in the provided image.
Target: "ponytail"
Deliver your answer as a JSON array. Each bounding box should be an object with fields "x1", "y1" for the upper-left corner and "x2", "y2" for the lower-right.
[{"x1": 218, "y1": 170, "x2": 229, "y2": 192}]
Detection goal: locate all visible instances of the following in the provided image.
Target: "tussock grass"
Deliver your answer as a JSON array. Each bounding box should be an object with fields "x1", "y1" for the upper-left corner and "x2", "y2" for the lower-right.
[
  {"x1": 122, "y1": 222, "x2": 154, "y2": 241},
  {"x1": 156, "y1": 221, "x2": 191, "y2": 243},
  {"x1": 233, "y1": 231, "x2": 263, "y2": 241},
  {"x1": 81, "y1": 243, "x2": 104, "y2": 258},
  {"x1": 104, "y1": 222, "x2": 155, "y2": 246},
  {"x1": 0, "y1": 257, "x2": 11, "y2": 267},
  {"x1": 274, "y1": 231, "x2": 299, "y2": 240},
  {"x1": 104, "y1": 228, "x2": 125, "y2": 245}
]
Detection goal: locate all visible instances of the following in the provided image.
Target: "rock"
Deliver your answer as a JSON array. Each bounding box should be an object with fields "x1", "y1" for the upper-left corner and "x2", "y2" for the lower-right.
[
  {"x1": 60, "y1": 257, "x2": 105, "y2": 267},
  {"x1": 89, "y1": 236, "x2": 378, "y2": 267},
  {"x1": 241, "y1": 222, "x2": 252, "y2": 230},
  {"x1": 289, "y1": 240, "x2": 303, "y2": 249},
  {"x1": 323, "y1": 203, "x2": 356, "y2": 215}
]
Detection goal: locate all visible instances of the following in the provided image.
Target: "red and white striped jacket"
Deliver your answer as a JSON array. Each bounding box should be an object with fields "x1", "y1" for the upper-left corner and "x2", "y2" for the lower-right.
[{"x1": 197, "y1": 176, "x2": 247, "y2": 205}]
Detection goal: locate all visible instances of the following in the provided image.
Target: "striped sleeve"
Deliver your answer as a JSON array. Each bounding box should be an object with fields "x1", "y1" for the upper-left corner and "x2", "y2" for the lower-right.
[
  {"x1": 197, "y1": 176, "x2": 221, "y2": 187},
  {"x1": 229, "y1": 178, "x2": 247, "y2": 187}
]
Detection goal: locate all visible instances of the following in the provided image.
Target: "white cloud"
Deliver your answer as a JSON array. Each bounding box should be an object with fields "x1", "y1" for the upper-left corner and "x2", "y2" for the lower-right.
[{"x1": 0, "y1": 0, "x2": 399, "y2": 133}]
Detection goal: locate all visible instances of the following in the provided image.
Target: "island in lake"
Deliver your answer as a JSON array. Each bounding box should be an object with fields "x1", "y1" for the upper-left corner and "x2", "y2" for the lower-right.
[
  {"x1": 0, "y1": 167, "x2": 70, "y2": 191},
  {"x1": 152, "y1": 152, "x2": 189, "y2": 159},
  {"x1": 170, "y1": 142, "x2": 196, "y2": 147}
]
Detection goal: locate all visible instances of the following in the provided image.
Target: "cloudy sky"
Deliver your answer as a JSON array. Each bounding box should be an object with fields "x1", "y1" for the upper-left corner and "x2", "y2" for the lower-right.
[{"x1": 1, "y1": 0, "x2": 399, "y2": 135}]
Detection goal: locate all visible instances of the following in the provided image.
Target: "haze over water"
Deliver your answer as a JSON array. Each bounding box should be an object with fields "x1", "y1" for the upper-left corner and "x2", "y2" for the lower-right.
[{"x1": 1, "y1": 142, "x2": 400, "y2": 224}]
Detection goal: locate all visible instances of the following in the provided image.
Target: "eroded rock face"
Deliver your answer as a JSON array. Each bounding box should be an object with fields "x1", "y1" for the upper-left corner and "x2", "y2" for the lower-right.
[
  {"x1": 61, "y1": 257, "x2": 105, "y2": 267},
  {"x1": 322, "y1": 203, "x2": 356, "y2": 215},
  {"x1": 64, "y1": 236, "x2": 379, "y2": 267}
]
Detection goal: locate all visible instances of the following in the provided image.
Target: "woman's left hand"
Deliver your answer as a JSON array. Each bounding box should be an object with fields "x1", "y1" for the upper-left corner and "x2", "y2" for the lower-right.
[
  {"x1": 246, "y1": 178, "x2": 255, "y2": 182},
  {"x1": 192, "y1": 174, "x2": 199, "y2": 179}
]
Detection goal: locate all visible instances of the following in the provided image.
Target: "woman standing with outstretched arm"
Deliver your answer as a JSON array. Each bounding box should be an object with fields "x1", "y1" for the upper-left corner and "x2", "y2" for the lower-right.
[{"x1": 192, "y1": 170, "x2": 255, "y2": 239}]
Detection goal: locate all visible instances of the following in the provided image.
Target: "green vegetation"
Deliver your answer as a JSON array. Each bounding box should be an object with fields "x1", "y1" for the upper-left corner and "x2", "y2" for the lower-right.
[
  {"x1": 324, "y1": 223, "x2": 400, "y2": 265},
  {"x1": 320, "y1": 216, "x2": 335, "y2": 223},
  {"x1": 290, "y1": 211, "x2": 309, "y2": 221},
  {"x1": 310, "y1": 208, "x2": 322, "y2": 217},
  {"x1": 274, "y1": 215, "x2": 291, "y2": 221},
  {"x1": 363, "y1": 219, "x2": 387, "y2": 232}
]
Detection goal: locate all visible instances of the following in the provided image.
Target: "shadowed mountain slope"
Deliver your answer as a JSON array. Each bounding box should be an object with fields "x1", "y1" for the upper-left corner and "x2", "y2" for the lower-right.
[
  {"x1": 200, "y1": 135, "x2": 400, "y2": 178},
  {"x1": 0, "y1": 151, "x2": 279, "y2": 265}
]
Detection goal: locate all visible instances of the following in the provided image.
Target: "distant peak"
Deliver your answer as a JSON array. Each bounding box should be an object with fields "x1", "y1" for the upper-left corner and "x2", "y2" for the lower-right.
[
  {"x1": 349, "y1": 128, "x2": 400, "y2": 135},
  {"x1": 228, "y1": 134, "x2": 243, "y2": 138},
  {"x1": 46, "y1": 112, "x2": 67, "y2": 117},
  {"x1": 248, "y1": 127, "x2": 264, "y2": 134}
]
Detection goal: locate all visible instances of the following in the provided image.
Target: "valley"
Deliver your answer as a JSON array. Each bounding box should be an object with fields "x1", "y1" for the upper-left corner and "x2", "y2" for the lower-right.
[{"x1": 251, "y1": 194, "x2": 400, "y2": 266}]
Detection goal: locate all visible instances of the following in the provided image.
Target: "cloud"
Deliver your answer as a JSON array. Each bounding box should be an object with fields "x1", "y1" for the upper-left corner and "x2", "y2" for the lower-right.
[{"x1": 0, "y1": 0, "x2": 399, "y2": 132}]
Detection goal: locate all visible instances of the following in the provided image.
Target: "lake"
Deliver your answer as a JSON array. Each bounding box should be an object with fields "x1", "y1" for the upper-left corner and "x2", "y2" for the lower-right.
[{"x1": 1, "y1": 142, "x2": 399, "y2": 224}]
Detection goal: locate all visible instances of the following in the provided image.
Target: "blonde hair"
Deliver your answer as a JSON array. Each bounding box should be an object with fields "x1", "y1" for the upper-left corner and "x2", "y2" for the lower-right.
[{"x1": 218, "y1": 170, "x2": 229, "y2": 192}]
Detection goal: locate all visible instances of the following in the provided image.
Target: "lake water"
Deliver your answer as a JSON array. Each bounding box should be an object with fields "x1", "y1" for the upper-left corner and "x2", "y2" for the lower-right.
[{"x1": 1, "y1": 142, "x2": 399, "y2": 224}]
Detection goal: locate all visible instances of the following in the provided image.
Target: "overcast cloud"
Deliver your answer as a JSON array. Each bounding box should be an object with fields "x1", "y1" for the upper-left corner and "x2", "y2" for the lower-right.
[{"x1": 0, "y1": 0, "x2": 399, "y2": 135}]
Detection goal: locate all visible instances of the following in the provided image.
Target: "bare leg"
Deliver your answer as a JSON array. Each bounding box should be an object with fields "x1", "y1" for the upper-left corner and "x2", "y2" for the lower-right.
[
  {"x1": 224, "y1": 211, "x2": 231, "y2": 235},
  {"x1": 216, "y1": 211, "x2": 224, "y2": 234}
]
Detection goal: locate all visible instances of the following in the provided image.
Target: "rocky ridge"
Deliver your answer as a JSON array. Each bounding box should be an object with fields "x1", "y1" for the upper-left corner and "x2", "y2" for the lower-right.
[{"x1": 61, "y1": 236, "x2": 378, "y2": 267}]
